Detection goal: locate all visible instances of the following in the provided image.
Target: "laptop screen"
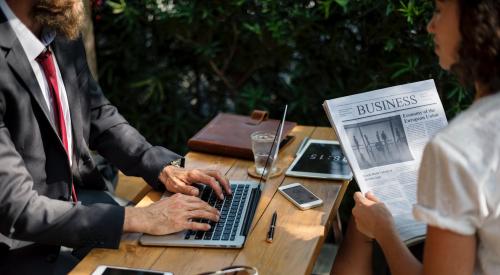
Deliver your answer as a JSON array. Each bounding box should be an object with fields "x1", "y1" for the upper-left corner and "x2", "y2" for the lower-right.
[{"x1": 257, "y1": 105, "x2": 288, "y2": 185}]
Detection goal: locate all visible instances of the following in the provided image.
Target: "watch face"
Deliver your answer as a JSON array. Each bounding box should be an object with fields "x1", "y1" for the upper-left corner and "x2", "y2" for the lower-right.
[{"x1": 169, "y1": 158, "x2": 184, "y2": 168}]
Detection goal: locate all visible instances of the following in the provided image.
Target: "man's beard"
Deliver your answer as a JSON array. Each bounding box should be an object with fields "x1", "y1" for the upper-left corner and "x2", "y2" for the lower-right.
[{"x1": 33, "y1": 0, "x2": 84, "y2": 40}]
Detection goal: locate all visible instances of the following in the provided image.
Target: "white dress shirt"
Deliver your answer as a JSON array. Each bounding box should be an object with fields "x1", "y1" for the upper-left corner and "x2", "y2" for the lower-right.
[
  {"x1": 0, "y1": 0, "x2": 73, "y2": 165},
  {"x1": 414, "y1": 92, "x2": 500, "y2": 275}
]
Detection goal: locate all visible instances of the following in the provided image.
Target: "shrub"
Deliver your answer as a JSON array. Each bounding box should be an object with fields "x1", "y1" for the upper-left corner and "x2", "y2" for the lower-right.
[{"x1": 92, "y1": 0, "x2": 472, "y2": 153}]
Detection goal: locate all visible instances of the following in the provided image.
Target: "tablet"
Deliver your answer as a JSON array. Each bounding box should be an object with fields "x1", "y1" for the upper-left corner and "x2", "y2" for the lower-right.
[{"x1": 286, "y1": 139, "x2": 353, "y2": 180}]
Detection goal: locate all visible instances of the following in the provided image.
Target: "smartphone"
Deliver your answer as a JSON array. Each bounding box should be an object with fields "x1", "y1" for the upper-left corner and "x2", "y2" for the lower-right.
[
  {"x1": 92, "y1": 265, "x2": 173, "y2": 275},
  {"x1": 278, "y1": 183, "x2": 323, "y2": 210}
]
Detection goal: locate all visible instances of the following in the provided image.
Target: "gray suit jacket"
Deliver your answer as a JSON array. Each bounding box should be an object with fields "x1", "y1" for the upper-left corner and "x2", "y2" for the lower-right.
[{"x1": 0, "y1": 11, "x2": 180, "y2": 252}]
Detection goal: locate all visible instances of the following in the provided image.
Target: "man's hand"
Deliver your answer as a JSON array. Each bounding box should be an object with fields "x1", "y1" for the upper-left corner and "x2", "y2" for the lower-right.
[
  {"x1": 352, "y1": 191, "x2": 395, "y2": 240},
  {"x1": 159, "y1": 166, "x2": 231, "y2": 199},
  {"x1": 124, "y1": 193, "x2": 220, "y2": 235}
]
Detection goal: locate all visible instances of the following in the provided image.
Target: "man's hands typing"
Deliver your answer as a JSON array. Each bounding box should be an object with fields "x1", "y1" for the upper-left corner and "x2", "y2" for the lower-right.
[
  {"x1": 124, "y1": 193, "x2": 220, "y2": 235},
  {"x1": 123, "y1": 166, "x2": 232, "y2": 235},
  {"x1": 159, "y1": 166, "x2": 231, "y2": 200}
]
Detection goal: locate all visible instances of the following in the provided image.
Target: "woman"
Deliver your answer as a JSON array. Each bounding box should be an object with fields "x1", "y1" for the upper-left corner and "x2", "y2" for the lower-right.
[{"x1": 331, "y1": 0, "x2": 500, "y2": 274}]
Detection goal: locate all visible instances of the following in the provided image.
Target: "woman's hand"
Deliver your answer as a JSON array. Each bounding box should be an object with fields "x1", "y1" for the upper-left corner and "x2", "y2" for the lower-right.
[{"x1": 352, "y1": 191, "x2": 395, "y2": 240}]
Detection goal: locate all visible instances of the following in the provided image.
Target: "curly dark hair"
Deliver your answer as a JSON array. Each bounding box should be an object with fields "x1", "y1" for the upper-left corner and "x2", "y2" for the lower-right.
[{"x1": 453, "y1": 0, "x2": 500, "y2": 93}]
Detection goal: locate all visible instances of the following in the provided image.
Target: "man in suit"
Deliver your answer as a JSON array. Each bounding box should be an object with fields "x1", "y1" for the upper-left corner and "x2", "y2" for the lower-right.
[{"x1": 0, "y1": 0, "x2": 231, "y2": 273}]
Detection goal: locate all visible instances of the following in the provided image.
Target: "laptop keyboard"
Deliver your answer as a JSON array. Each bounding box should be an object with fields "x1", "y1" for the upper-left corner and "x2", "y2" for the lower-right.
[{"x1": 184, "y1": 184, "x2": 249, "y2": 242}]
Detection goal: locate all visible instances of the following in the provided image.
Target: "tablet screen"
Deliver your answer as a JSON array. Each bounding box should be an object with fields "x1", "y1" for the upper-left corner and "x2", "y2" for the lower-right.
[{"x1": 286, "y1": 140, "x2": 352, "y2": 180}]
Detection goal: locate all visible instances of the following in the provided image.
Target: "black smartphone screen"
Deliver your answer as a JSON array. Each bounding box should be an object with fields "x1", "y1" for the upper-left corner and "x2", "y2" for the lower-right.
[{"x1": 282, "y1": 185, "x2": 318, "y2": 204}]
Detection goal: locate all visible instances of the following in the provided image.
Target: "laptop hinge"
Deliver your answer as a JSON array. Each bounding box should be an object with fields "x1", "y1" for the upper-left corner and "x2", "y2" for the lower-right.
[{"x1": 240, "y1": 187, "x2": 261, "y2": 236}]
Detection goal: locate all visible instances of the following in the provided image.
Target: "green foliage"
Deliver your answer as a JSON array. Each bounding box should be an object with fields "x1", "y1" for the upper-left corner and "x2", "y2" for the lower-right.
[
  {"x1": 93, "y1": 0, "x2": 472, "y2": 154},
  {"x1": 398, "y1": 0, "x2": 430, "y2": 24}
]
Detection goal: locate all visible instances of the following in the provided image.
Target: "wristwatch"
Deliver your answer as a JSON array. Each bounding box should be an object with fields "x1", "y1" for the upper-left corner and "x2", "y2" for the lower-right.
[{"x1": 168, "y1": 157, "x2": 185, "y2": 168}]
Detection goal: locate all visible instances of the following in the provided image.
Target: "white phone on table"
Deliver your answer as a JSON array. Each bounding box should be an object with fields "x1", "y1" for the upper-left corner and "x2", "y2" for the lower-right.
[
  {"x1": 92, "y1": 265, "x2": 173, "y2": 275},
  {"x1": 278, "y1": 183, "x2": 323, "y2": 210}
]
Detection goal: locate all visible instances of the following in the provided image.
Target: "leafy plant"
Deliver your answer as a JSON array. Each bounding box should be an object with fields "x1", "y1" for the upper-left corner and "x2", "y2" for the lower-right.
[{"x1": 92, "y1": 0, "x2": 472, "y2": 154}]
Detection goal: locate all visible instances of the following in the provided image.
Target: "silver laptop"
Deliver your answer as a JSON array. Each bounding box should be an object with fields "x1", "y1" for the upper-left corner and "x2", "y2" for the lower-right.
[{"x1": 140, "y1": 105, "x2": 288, "y2": 248}]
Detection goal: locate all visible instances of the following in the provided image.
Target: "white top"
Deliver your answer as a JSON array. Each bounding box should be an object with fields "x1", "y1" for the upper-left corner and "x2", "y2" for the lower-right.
[
  {"x1": 413, "y1": 92, "x2": 500, "y2": 275},
  {"x1": 0, "y1": 0, "x2": 73, "y2": 165}
]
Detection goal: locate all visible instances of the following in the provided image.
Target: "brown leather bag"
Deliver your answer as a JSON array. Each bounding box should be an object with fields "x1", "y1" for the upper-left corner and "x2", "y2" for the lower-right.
[{"x1": 187, "y1": 110, "x2": 296, "y2": 159}]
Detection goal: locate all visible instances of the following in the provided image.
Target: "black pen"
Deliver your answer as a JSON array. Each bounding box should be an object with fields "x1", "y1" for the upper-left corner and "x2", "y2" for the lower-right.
[{"x1": 266, "y1": 211, "x2": 277, "y2": 243}]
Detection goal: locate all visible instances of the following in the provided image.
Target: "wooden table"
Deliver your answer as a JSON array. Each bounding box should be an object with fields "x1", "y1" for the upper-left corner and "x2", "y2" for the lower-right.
[{"x1": 70, "y1": 126, "x2": 350, "y2": 275}]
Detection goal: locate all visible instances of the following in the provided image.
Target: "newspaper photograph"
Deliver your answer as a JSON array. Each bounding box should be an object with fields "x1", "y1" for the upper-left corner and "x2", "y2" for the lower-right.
[{"x1": 323, "y1": 79, "x2": 448, "y2": 243}]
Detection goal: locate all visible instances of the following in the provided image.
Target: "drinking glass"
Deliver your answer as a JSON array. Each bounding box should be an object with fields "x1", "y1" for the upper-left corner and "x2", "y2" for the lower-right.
[{"x1": 250, "y1": 131, "x2": 277, "y2": 176}]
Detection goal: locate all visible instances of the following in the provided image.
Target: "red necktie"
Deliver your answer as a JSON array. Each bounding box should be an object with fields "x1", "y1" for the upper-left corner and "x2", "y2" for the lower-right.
[{"x1": 36, "y1": 49, "x2": 78, "y2": 202}]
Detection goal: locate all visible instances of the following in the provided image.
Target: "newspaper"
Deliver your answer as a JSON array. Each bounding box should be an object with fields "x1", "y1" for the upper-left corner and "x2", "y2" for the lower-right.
[{"x1": 323, "y1": 80, "x2": 448, "y2": 244}]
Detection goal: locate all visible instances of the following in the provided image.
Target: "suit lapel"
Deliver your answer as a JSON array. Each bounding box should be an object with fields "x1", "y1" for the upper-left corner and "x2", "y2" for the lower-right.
[
  {"x1": 52, "y1": 39, "x2": 83, "y2": 159},
  {"x1": 1, "y1": 10, "x2": 77, "y2": 162},
  {"x1": 0, "y1": 9, "x2": 15, "y2": 49},
  {"x1": 5, "y1": 42, "x2": 54, "y2": 118},
  {"x1": 1, "y1": 9, "x2": 83, "y2": 161},
  {"x1": 0, "y1": 13, "x2": 59, "y2": 136}
]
